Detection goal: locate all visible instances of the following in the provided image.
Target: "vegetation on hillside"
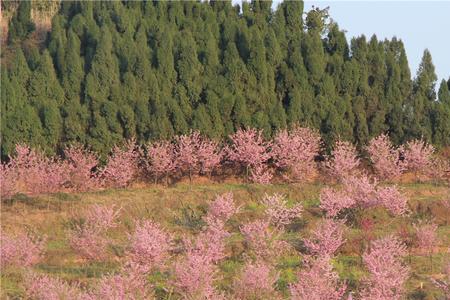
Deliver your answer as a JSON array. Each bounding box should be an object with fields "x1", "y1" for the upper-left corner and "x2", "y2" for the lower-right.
[{"x1": 2, "y1": 1, "x2": 450, "y2": 158}]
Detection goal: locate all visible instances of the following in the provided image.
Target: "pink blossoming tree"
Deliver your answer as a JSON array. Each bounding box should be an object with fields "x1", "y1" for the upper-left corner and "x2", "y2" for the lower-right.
[
  {"x1": 64, "y1": 144, "x2": 100, "y2": 192},
  {"x1": 233, "y1": 260, "x2": 280, "y2": 299},
  {"x1": 271, "y1": 125, "x2": 321, "y2": 182},
  {"x1": 228, "y1": 128, "x2": 272, "y2": 183},
  {"x1": 24, "y1": 272, "x2": 88, "y2": 300},
  {"x1": 303, "y1": 219, "x2": 346, "y2": 257},
  {"x1": 240, "y1": 220, "x2": 287, "y2": 261},
  {"x1": 360, "y1": 235, "x2": 409, "y2": 300},
  {"x1": 0, "y1": 231, "x2": 46, "y2": 268},
  {"x1": 402, "y1": 139, "x2": 435, "y2": 178},
  {"x1": 414, "y1": 221, "x2": 439, "y2": 271},
  {"x1": 261, "y1": 193, "x2": 303, "y2": 228},
  {"x1": 366, "y1": 134, "x2": 405, "y2": 181},
  {"x1": 100, "y1": 139, "x2": 139, "y2": 188},
  {"x1": 127, "y1": 220, "x2": 172, "y2": 272},
  {"x1": 145, "y1": 140, "x2": 176, "y2": 184},
  {"x1": 290, "y1": 255, "x2": 347, "y2": 300},
  {"x1": 325, "y1": 140, "x2": 361, "y2": 181}
]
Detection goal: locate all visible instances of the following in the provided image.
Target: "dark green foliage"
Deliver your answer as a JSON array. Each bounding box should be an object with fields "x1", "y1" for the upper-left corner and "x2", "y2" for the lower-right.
[
  {"x1": 1, "y1": 0, "x2": 448, "y2": 158},
  {"x1": 7, "y1": 1, "x2": 35, "y2": 43}
]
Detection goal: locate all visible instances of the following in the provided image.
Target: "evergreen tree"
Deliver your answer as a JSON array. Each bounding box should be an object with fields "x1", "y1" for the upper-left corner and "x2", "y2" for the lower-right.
[{"x1": 7, "y1": 0, "x2": 35, "y2": 43}]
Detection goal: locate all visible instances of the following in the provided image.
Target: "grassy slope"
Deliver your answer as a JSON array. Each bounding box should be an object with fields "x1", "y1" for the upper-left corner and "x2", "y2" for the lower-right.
[{"x1": 1, "y1": 182, "x2": 449, "y2": 299}]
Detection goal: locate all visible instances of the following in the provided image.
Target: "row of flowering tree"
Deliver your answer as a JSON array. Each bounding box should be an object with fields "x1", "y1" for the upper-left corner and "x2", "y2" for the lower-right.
[
  {"x1": 2, "y1": 191, "x2": 447, "y2": 299},
  {"x1": 1, "y1": 126, "x2": 446, "y2": 198}
]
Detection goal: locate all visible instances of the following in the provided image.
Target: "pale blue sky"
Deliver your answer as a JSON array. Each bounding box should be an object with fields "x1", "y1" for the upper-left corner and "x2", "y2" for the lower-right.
[{"x1": 234, "y1": 0, "x2": 450, "y2": 85}]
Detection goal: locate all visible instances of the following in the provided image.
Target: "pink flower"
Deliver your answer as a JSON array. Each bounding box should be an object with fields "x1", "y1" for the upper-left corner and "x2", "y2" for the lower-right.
[
  {"x1": 376, "y1": 185, "x2": 408, "y2": 216},
  {"x1": 100, "y1": 139, "x2": 139, "y2": 188},
  {"x1": 262, "y1": 193, "x2": 303, "y2": 228},
  {"x1": 205, "y1": 192, "x2": 238, "y2": 226},
  {"x1": 240, "y1": 220, "x2": 287, "y2": 260},
  {"x1": 24, "y1": 272, "x2": 88, "y2": 300},
  {"x1": 127, "y1": 220, "x2": 172, "y2": 271},
  {"x1": 272, "y1": 125, "x2": 321, "y2": 182},
  {"x1": 413, "y1": 222, "x2": 438, "y2": 255},
  {"x1": 172, "y1": 251, "x2": 222, "y2": 299},
  {"x1": 325, "y1": 140, "x2": 360, "y2": 181},
  {"x1": 233, "y1": 260, "x2": 280, "y2": 299},
  {"x1": 64, "y1": 144, "x2": 100, "y2": 191},
  {"x1": 319, "y1": 187, "x2": 355, "y2": 218},
  {"x1": 145, "y1": 140, "x2": 176, "y2": 183},
  {"x1": 360, "y1": 235, "x2": 409, "y2": 300},
  {"x1": 0, "y1": 231, "x2": 46, "y2": 268},
  {"x1": 290, "y1": 255, "x2": 347, "y2": 300},
  {"x1": 303, "y1": 219, "x2": 346, "y2": 256},
  {"x1": 402, "y1": 139, "x2": 435, "y2": 174},
  {"x1": 366, "y1": 134, "x2": 405, "y2": 180}
]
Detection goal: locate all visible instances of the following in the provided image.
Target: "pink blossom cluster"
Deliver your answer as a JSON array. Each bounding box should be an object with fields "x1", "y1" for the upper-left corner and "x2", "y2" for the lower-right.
[
  {"x1": 64, "y1": 144, "x2": 100, "y2": 191},
  {"x1": 233, "y1": 260, "x2": 280, "y2": 299},
  {"x1": 204, "y1": 192, "x2": 238, "y2": 226},
  {"x1": 361, "y1": 235, "x2": 409, "y2": 300},
  {"x1": 402, "y1": 139, "x2": 435, "y2": 174},
  {"x1": 0, "y1": 231, "x2": 46, "y2": 268},
  {"x1": 144, "y1": 140, "x2": 176, "y2": 183},
  {"x1": 240, "y1": 220, "x2": 287, "y2": 261},
  {"x1": 272, "y1": 126, "x2": 321, "y2": 182},
  {"x1": 320, "y1": 173, "x2": 408, "y2": 217},
  {"x1": 366, "y1": 134, "x2": 405, "y2": 181},
  {"x1": 413, "y1": 221, "x2": 438, "y2": 255},
  {"x1": 126, "y1": 220, "x2": 172, "y2": 271},
  {"x1": 24, "y1": 272, "x2": 88, "y2": 300},
  {"x1": 290, "y1": 255, "x2": 347, "y2": 300},
  {"x1": 88, "y1": 263, "x2": 152, "y2": 300},
  {"x1": 69, "y1": 204, "x2": 120, "y2": 261},
  {"x1": 228, "y1": 128, "x2": 272, "y2": 183},
  {"x1": 100, "y1": 139, "x2": 139, "y2": 188},
  {"x1": 303, "y1": 218, "x2": 346, "y2": 257},
  {"x1": 325, "y1": 140, "x2": 361, "y2": 181},
  {"x1": 261, "y1": 193, "x2": 303, "y2": 228},
  {"x1": 172, "y1": 251, "x2": 222, "y2": 299},
  {"x1": 1, "y1": 144, "x2": 68, "y2": 196}
]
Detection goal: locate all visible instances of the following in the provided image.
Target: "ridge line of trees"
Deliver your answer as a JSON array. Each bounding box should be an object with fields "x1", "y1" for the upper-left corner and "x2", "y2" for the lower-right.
[{"x1": 2, "y1": 1, "x2": 450, "y2": 159}]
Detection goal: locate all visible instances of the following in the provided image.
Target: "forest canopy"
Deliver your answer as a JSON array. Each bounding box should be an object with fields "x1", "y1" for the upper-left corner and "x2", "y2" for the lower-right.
[{"x1": 1, "y1": 0, "x2": 449, "y2": 158}]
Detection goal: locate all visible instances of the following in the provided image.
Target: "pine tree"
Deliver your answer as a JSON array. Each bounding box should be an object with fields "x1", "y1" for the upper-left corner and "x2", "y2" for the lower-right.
[{"x1": 7, "y1": 0, "x2": 35, "y2": 43}]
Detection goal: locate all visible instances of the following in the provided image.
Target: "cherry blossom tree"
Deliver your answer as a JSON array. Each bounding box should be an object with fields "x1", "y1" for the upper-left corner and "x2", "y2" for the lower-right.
[
  {"x1": 376, "y1": 185, "x2": 408, "y2": 216},
  {"x1": 240, "y1": 220, "x2": 287, "y2": 261},
  {"x1": 290, "y1": 255, "x2": 347, "y2": 300},
  {"x1": 127, "y1": 220, "x2": 172, "y2": 272},
  {"x1": 64, "y1": 144, "x2": 100, "y2": 191},
  {"x1": 402, "y1": 139, "x2": 435, "y2": 178},
  {"x1": 197, "y1": 136, "x2": 223, "y2": 176},
  {"x1": 366, "y1": 134, "x2": 405, "y2": 181},
  {"x1": 204, "y1": 192, "x2": 238, "y2": 226},
  {"x1": 172, "y1": 251, "x2": 222, "y2": 299},
  {"x1": 145, "y1": 140, "x2": 176, "y2": 184},
  {"x1": 324, "y1": 140, "x2": 361, "y2": 181},
  {"x1": 272, "y1": 125, "x2": 321, "y2": 182},
  {"x1": 233, "y1": 260, "x2": 280, "y2": 300},
  {"x1": 228, "y1": 128, "x2": 272, "y2": 183},
  {"x1": 24, "y1": 272, "x2": 88, "y2": 300},
  {"x1": 100, "y1": 139, "x2": 139, "y2": 188},
  {"x1": 69, "y1": 205, "x2": 120, "y2": 261},
  {"x1": 319, "y1": 187, "x2": 355, "y2": 218},
  {"x1": 174, "y1": 131, "x2": 201, "y2": 181},
  {"x1": 360, "y1": 235, "x2": 409, "y2": 300},
  {"x1": 414, "y1": 221, "x2": 439, "y2": 271},
  {"x1": 261, "y1": 193, "x2": 303, "y2": 228},
  {"x1": 303, "y1": 219, "x2": 346, "y2": 257},
  {"x1": 0, "y1": 162, "x2": 17, "y2": 199},
  {"x1": 0, "y1": 231, "x2": 46, "y2": 268},
  {"x1": 89, "y1": 263, "x2": 152, "y2": 300}
]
